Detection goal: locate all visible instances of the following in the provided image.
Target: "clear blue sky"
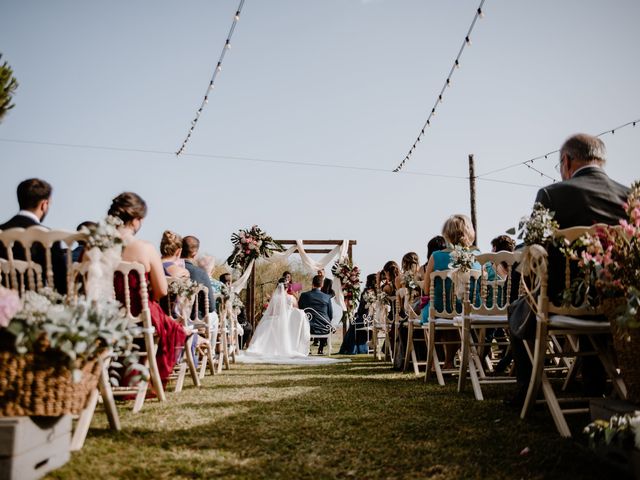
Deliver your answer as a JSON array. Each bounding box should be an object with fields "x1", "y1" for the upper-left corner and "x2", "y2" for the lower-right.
[{"x1": 1, "y1": 0, "x2": 639, "y2": 278}]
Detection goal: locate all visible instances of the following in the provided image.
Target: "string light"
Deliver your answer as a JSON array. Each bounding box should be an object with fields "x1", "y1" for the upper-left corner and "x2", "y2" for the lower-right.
[
  {"x1": 393, "y1": 0, "x2": 485, "y2": 172},
  {"x1": 475, "y1": 117, "x2": 640, "y2": 180},
  {"x1": 176, "y1": 0, "x2": 246, "y2": 156}
]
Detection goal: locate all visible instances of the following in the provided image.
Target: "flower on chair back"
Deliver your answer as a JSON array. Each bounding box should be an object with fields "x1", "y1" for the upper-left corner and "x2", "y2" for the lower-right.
[
  {"x1": 81, "y1": 215, "x2": 123, "y2": 251},
  {"x1": 507, "y1": 202, "x2": 559, "y2": 247},
  {"x1": 563, "y1": 180, "x2": 640, "y2": 328},
  {"x1": 448, "y1": 245, "x2": 476, "y2": 272}
]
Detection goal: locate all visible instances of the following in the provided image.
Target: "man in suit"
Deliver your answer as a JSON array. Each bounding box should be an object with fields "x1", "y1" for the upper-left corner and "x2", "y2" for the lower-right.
[
  {"x1": 507, "y1": 133, "x2": 629, "y2": 405},
  {"x1": 181, "y1": 235, "x2": 215, "y2": 316},
  {"x1": 298, "y1": 275, "x2": 333, "y2": 354},
  {"x1": 0, "y1": 178, "x2": 67, "y2": 293}
]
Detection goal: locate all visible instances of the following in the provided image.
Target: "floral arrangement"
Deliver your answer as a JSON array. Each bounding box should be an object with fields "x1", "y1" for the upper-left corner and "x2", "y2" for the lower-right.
[
  {"x1": 403, "y1": 272, "x2": 421, "y2": 293},
  {"x1": 363, "y1": 290, "x2": 389, "y2": 310},
  {"x1": 507, "y1": 202, "x2": 559, "y2": 246},
  {"x1": 81, "y1": 215, "x2": 123, "y2": 251},
  {"x1": 448, "y1": 245, "x2": 476, "y2": 272},
  {"x1": 562, "y1": 181, "x2": 640, "y2": 328},
  {"x1": 332, "y1": 260, "x2": 361, "y2": 319},
  {"x1": 584, "y1": 411, "x2": 640, "y2": 451},
  {"x1": 226, "y1": 225, "x2": 283, "y2": 272},
  {"x1": 168, "y1": 278, "x2": 200, "y2": 301},
  {"x1": 232, "y1": 294, "x2": 244, "y2": 311},
  {"x1": 0, "y1": 287, "x2": 141, "y2": 383}
]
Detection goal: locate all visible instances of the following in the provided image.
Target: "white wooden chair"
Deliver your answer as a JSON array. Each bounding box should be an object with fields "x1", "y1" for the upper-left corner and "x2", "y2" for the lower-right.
[
  {"x1": 424, "y1": 269, "x2": 480, "y2": 385},
  {"x1": 400, "y1": 289, "x2": 429, "y2": 376},
  {"x1": 354, "y1": 307, "x2": 374, "y2": 354},
  {"x1": 164, "y1": 278, "x2": 202, "y2": 391},
  {"x1": 371, "y1": 300, "x2": 393, "y2": 361},
  {"x1": 112, "y1": 261, "x2": 166, "y2": 410},
  {"x1": 519, "y1": 226, "x2": 627, "y2": 437},
  {"x1": 0, "y1": 228, "x2": 119, "y2": 451},
  {"x1": 304, "y1": 307, "x2": 334, "y2": 355},
  {"x1": 457, "y1": 251, "x2": 521, "y2": 400}
]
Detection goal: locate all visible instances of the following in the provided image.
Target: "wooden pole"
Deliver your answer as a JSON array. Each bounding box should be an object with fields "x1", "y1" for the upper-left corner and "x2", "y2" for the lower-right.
[{"x1": 468, "y1": 154, "x2": 478, "y2": 246}]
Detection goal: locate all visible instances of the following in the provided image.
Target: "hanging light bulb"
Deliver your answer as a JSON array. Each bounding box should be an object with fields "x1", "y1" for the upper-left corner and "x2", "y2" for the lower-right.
[
  {"x1": 225, "y1": 40, "x2": 231, "y2": 49},
  {"x1": 235, "y1": 11, "x2": 240, "y2": 20},
  {"x1": 446, "y1": 78, "x2": 451, "y2": 87},
  {"x1": 465, "y1": 36, "x2": 471, "y2": 46},
  {"x1": 477, "y1": 8, "x2": 484, "y2": 18},
  {"x1": 438, "y1": 94, "x2": 443, "y2": 103},
  {"x1": 217, "y1": 62, "x2": 222, "y2": 72},
  {"x1": 455, "y1": 59, "x2": 460, "y2": 68}
]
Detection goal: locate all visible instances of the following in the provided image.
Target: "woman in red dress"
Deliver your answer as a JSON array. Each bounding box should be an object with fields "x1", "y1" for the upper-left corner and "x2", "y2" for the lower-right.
[{"x1": 109, "y1": 192, "x2": 187, "y2": 383}]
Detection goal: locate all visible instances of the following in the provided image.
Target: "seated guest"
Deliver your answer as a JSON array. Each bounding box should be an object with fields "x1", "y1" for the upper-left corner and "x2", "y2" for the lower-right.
[
  {"x1": 507, "y1": 133, "x2": 629, "y2": 405},
  {"x1": 109, "y1": 191, "x2": 186, "y2": 384},
  {"x1": 72, "y1": 221, "x2": 97, "y2": 262},
  {"x1": 160, "y1": 230, "x2": 189, "y2": 278},
  {"x1": 393, "y1": 252, "x2": 422, "y2": 370},
  {"x1": 0, "y1": 178, "x2": 67, "y2": 294},
  {"x1": 181, "y1": 235, "x2": 215, "y2": 314},
  {"x1": 490, "y1": 234, "x2": 516, "y2": 278},
  {"x1": 299, "y1": 275, "x2": 333, "y2": 354},
  {"x1": 417, "y1": 236, "x2": 446, "y2": 284},
  {"x1": 421, "y1": 214, "x2": 483, "y2": 369},
  {"x1": 339, "y1": 273, "x2": 377, "y2": 355},
  {"x1": 321, "y1": 278, "x2": 335, "y2": 297}
]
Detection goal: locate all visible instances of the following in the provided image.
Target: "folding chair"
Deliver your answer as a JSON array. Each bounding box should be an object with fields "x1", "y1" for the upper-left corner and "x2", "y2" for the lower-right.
[
  {"x1": 519, "y1": 226, "x2": 626, "y2": 437},
  {"x1": 304, "y1": 307, "x2": 334, "y2": 355},
  {"x1": 457, "y1": 251, "x2": 521, "y2": 400}
]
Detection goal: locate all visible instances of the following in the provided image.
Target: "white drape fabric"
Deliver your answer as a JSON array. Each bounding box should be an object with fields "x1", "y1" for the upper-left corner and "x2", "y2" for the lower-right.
[{"x1": 230, "y1": 240, "x2": 351, "y2": 309}]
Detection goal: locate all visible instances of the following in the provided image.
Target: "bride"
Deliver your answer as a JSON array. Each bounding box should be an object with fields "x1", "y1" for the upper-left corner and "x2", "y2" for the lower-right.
[{"x1": 244, "y1": 281, "x2": 311, "y2": 359}]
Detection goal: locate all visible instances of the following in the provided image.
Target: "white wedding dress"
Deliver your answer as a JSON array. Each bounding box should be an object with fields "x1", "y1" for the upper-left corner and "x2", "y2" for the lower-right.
[{"x1": 236, "y1": 284, "x2": 349, "y2": 365}]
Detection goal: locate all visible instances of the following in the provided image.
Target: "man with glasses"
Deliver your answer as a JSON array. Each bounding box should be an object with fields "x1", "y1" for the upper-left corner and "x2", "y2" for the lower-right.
[{"x1": 506, "y1": 133, "x2": 629, "y2": 405}]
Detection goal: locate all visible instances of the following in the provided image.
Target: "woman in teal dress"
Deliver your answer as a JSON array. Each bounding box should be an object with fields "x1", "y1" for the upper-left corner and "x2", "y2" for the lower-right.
[{"x1": 420, "y1": 214, "x2": 485, "y2": 369}]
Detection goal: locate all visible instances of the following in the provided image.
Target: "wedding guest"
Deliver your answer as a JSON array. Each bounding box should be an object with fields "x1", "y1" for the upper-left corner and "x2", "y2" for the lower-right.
[
  {"x1": 72, "y1": 221, "x2": 97, "y2": 262},
  {"x1": 299, "y1": 275, "x2": 333, "y2": 354},
  {"x1": 490, "y1": 234, "x2": 516, "y2": 278},
  {"x1": 421, "y1": 214, "x2": 482, "y2": 369},
  {"x1": 417, "y1": 236, "x2": 446, "y2": 283},
  {"x1": 321, "y1": 278, "x2": 335, "y2": 297},
  {"x1": 160, "y1": 230, "x2": 189, "y2": 278},
  {"x1": 109, "y1": 191, "x2": 186, "y2": 384},
  {"x1": 181, "y1": 235, "x2": 215, "y2": 314},
  {"x1": 393, "y1": 252, "x2": 423, "y2": 370},
  {"x1": 507, "y1": 133, "x2": 629, "y2": 405},
  {"x1": 339, "y1": 273, "x2": 377, "y2": 355},
  {"x1": 0, "y1": 178, "x2": 68, "y2": 294},
  {"x1": 381, "y1": 261, "x2": 400, "y2": 297}
]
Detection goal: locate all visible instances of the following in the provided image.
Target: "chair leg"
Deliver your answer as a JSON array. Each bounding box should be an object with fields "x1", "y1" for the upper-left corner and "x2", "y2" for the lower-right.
[
  {"x1": 458, "y1": 320, "x2": 470, "y2": 393},
  {"x1": 403, "y1": 324, "x2": 413, "y2": 373},
  {"x1": 98, "y1": 357, "x2": 120, "y2": 431},
  {"x1": 521, "y1": 328, "x2": 547, "y2": 419},
  {"x1": 424, "y1": 325, "x2": 434, "y2": 383},
  {"x1": 70, "y1": 388, "x2": 100, "y2": 452},
  {"x1": 185, "y1": 335, "x2": 201, "y2": 387},
  {"x1": 146, "y1": 336, "x2": 166, "y2": 402}
]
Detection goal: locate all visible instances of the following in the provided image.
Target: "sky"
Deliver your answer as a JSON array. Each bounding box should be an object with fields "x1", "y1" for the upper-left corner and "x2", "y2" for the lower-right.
[{"x1": 1, "y1": 0, "x2": 639, "y2": 279}]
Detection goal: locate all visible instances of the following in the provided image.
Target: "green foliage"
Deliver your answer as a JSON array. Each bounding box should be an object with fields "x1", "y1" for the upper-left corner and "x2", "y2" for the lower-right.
[{"x1": 0, "y1": 53, "x2": 18, "y2": 122}]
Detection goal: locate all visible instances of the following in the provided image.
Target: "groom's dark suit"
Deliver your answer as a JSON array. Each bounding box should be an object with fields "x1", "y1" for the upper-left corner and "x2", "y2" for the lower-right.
[
  {"x1": 298, "y1": 288, "x2": 333, "y2": 352},
  {"x1": 0, "y1": 214, "x2": 68, "y2": 294},
  {"x1": 509, "y1": 166, "x2": 629, "y2": 397}
]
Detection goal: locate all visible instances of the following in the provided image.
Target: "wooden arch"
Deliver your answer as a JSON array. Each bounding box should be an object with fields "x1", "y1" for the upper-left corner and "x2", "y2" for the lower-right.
[{"x1": 245, "y1": 239, "x2": 357, "y2": 328}]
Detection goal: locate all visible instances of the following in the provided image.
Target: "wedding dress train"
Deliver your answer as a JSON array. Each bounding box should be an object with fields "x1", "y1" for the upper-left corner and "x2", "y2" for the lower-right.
[{"x1": 236, "y1": 284, "x2": 348, "y2": 365}]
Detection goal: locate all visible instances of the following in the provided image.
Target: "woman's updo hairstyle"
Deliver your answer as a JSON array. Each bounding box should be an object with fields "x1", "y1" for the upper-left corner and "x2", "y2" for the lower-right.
[
  {"x1": 160, "y1": 230, "x2": 183, "y2": 257},
  {"x1": 108, "y1": 192, "x2": 147, "y2": 225}
]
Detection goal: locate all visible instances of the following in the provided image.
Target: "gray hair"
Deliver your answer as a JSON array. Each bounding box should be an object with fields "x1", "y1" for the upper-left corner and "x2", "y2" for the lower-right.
[{"x1": 560, "y1": 133, "x2": 606, "y2": 166}]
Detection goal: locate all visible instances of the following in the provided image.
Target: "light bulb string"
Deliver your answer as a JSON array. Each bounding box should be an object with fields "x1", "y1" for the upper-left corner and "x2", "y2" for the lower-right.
[
  {"x1": 176, "y1": 0, "x2": 246, "y2": 156},
  {"x1": 393, "y1": 0, "x2": 485, "y2": 173},
  {"x1": 476, "y1": 117, "x2": 639, "y2": 179}
]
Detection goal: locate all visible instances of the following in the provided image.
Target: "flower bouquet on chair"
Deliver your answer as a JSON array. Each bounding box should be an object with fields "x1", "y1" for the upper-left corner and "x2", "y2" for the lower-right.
[
  {"x1": 0, "y1": 287, "x2": 140, "y2": 416},
  {"x1": 448, "y1": 245, "x2": 476, "y2": 300},
  {"x1": 168, "y1": 278, "x2": 200, "y2": 328}
]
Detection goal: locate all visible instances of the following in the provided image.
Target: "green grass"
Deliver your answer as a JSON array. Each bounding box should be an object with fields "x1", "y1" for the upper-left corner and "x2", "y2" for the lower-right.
[{"x1": 48, "y1": 356, "x2": 620, "y2": 480}]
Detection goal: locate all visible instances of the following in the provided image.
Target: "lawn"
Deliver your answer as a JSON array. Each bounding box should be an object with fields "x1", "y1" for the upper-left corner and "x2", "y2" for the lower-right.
[{"x1": 49, "y1": 356, "x2": 620, "y2": 479}]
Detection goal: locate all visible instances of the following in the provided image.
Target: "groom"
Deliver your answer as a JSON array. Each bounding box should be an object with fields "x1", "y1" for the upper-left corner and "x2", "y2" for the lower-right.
[{"x1": 298, "y1": 275, "x2": 333, "y2": 354}]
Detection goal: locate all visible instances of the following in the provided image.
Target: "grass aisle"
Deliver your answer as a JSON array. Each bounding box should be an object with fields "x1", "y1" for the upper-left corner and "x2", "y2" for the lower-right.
[{"x1": 49, "y1": 357, "x2": 613, "y2": 479}]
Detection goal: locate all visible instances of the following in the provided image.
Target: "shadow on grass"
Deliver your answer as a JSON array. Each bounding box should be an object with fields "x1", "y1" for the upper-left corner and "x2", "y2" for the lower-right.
[{"x1": 49, "y1": 357, "x2": 626, "y2": 480}]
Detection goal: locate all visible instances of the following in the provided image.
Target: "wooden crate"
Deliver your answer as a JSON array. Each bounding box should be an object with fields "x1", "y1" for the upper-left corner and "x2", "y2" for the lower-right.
[{"x1": 0, "y1": 416, "x2": 71, "y2": 480}]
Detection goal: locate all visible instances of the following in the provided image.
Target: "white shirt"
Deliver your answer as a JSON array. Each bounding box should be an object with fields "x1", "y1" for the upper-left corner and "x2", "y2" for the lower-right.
[{"x1": 17, "y1": 210, "x2": 41, "y2": 224}]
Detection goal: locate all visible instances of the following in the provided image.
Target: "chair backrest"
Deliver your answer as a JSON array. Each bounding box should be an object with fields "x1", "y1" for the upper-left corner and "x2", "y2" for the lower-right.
[
  {"x1": 524, "y1": 225, "x2": 607, "y2": 319},
  {"x1": 113, "y1": 261, "x2": 153, "y2": 331},
  {"x1": 464, "y1": 250, "x2": 523, "y2": 316},
  {"x1": 0, "y1": 226, "x2": 85, "y2": 294},
  {"x1": 428, "y1": 269, "x2": 481, "y2": 320},
  {"x1": 165, "y1": 278, "x2": 210, "y2": 324},
  {"x1": 0, "y1": 257, "x2": 44, "y2": 295},
  {"x1": 303, "y1": 307, "x2": 330, "y2": 325}
]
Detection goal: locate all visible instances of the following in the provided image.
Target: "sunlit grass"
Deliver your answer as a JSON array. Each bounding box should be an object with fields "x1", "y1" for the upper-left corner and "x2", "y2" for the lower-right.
[{"x1": 48, "y1": 356, "x2": 616, "y2": 479}]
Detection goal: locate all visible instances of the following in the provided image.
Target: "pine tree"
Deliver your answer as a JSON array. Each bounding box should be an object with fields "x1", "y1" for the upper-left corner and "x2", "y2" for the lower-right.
[{"x1": 0, "y1": 53, "x2": 19, "y2": 123}]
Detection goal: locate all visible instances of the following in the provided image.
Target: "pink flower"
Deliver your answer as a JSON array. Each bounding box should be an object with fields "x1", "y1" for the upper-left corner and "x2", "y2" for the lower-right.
[{"x1": 0, "y1": 287, "x2": 21, "y2": 328}]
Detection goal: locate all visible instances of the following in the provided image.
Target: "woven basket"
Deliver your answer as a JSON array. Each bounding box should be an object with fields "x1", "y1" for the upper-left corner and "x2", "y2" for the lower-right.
[
  {"x1": 0, "y1": 351, "x2": 101, "y2": 416},
  {"x1": 603, "y1": 298, "x2": 640, "y2": 404}
]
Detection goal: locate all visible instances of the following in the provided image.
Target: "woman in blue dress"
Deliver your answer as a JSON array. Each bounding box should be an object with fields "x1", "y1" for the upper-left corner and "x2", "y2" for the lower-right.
[{"x1": 421, "y1": 214, "x2": 482, "y2": 370}]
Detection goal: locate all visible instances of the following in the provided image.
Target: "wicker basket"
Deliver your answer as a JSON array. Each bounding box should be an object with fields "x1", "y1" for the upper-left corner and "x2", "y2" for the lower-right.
[
  {"x1": 0, "y1": 351, "x2": 101, "y2": 416},
  {"x1": 603, "y1": 299, "x2": 640, "y2": 405}
]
